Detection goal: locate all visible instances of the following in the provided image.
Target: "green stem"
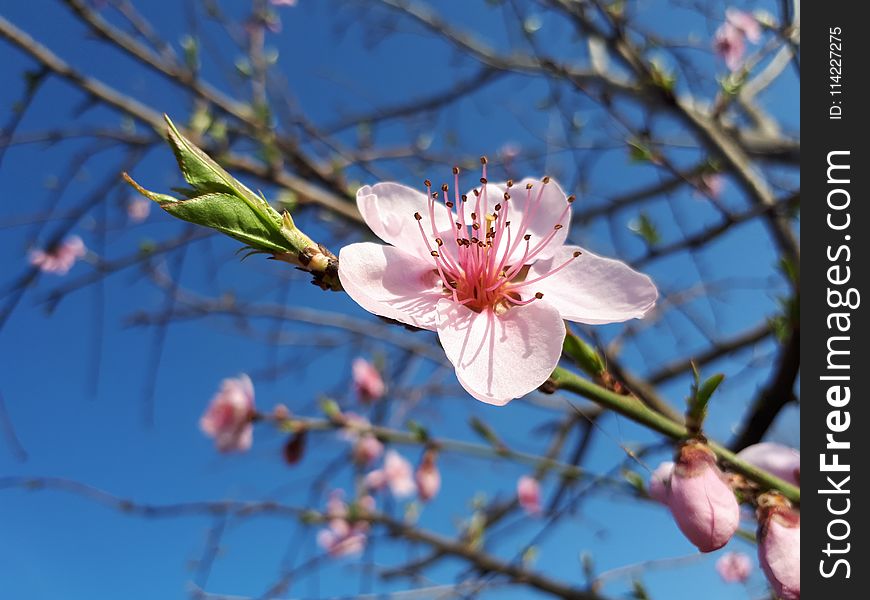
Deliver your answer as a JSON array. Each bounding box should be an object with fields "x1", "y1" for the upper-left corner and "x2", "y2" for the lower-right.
[{"x1": 548, "y1": 367, "x2": 800, "y2": 504}]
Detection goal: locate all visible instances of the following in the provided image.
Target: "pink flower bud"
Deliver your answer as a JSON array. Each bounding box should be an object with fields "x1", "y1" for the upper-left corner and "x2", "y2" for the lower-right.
[
  {"x1": 737, "y1": 442, "x2": 800, "y2": 486},
  {"x1": 757, "y1": 495, "x2": 800, "y2": 600},
  {"x1": 272, "y1": 403, "x2": 291, "y2": 420},
  {"x1": 716, "y1": 551, "x2": 753, "y2": 583},
  {"x1": 352, "y1": 358, "x2": 385, "y2": 403},
  {"x1": 365, "y1": 450, "x2": 416, "y2": 498},
  {"x1": 517, "y1": 475, "x2": 542, "y2": 516},
  {"x1": 415, "y1": 450, "x2": 441, "y2": 502},
  {"x1": 726, "y1": 8, "x2": 762, "y2": 44},
  {"x1": 713, "y1": 22, "x2": 746, "y2": 72},
  {"x1": 667, "y1": 441, "x2": 739, "y2": 552},
  {"x1": 199, "y1": 374, "x2": 256, "y2": 452},
  {"x1": 353, "y1": 434, "x2": 384, "y2": 466},
  {"x1": 28, "y1": 235, "x2": 87, "y2": 275},
  {"x1": 127, "y1": 198, "x2": 151, "y2": 223},
  {"x1": 648, "y1": 461, "x2": 674, "y2": 504}
]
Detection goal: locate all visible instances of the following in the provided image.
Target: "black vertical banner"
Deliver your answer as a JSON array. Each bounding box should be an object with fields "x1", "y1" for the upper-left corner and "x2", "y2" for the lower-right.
[{"x1": 803, "y1": 2, "x2": 869, "y2": 597}]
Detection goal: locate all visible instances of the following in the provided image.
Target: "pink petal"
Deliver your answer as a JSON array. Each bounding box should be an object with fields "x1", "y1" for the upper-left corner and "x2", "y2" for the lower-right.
[
  {"x1": 759, "y1": 516, "x2": 800, "y2": 599},
  {"x1": 649, "y1": 461, "x2": 674, "y2": 504},
  {"x1": 517, "y1": 475, "x2": 542, "y2": 515},
  {"x1": 726, "y1": 8, "x2": 762, "y2": 43},
  {"x1": 737, "y1": 442, "x2": 800, "y2": 486},
  {"x1": 356, "y1": 183, "x2": 452, "y2": 262},
  {"x1": 435, "y1": 299, "x2": 565, "y2": 405},
  {"x1": 338, "y1": 242, "x2": 444, "y2": 330},
  {"x1": 527, "y1": 245, "x2": 657, "y2": 324}
]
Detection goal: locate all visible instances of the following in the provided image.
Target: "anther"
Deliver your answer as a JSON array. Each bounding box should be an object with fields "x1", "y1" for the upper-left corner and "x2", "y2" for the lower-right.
[
  {"x1": 431, "y1": 192, "x2": 439, "y2": 199},
  {"x1": 473, "y1": 189, "x2": 480, "y2": 197},
  {"x1": 471, "y1": 237, "x2": 479, "y2": 244},
  {"x1": 452, "y1": 166, "x2": 460, "y2": 175},
  {"x1": 567, "y1": 195, "x2": 576, "y2": 203},
  {"x1": 503, "y1": 192, "x2": 511, "y2": 200},
  {"x1": 535, "y1": 292, "x2": 544, "y2": 299},
  {"x1": 480, "y1": 177, "x2": 488, "y2": 184},
  {"x1": 506, "y1": 179, "x2": 513, "y2": 188},
  {"x1": 480, "y1": 156, "x2": 488, "y2": 165},
  {"x1": 471, "y1": 212, "x2": 477, "y2": 220},
  {"x1": 441, "y1": 183, "x2": 448, "y2": 192},
  {"x1": 414, "y1": 212, "x2": 422, "y2": 221},
  {"x1": 494, "y1": 203, "x2": 502, "y2": 211},
  {"x1": 524, "y1": 234, "x2": 532, "y2": 241},
  {"x1": 424, "y1": 179, "x2": 432, "y2": 187},
  {"x1": 472, "y1": 223, "x2": 480, "y2": 230},
  {"x1": 554, "y1": 224, "x2": 563, "y2": 230},
  {"x1": 572, "y1": 251, "x2": 582, "y2": 257},
  {"x1": 526, "y1": 183, "x2": 533, "y2": 190},
  {"x1": 446, "y1": 201, "x2": 454, "y2": 208},
  {"x1": 430, "y1": 250, "x2": 440, "y2": 257},
  {"x1": 435, "y1": 238, "x2": 444, "y2": 246},
  {"x1": 542, "y1": 176, "x2": 550, "y2": 184},
  {"x1": 461, "y1": 194, "x2": 468, "y2": 202},
  {"x1": 505, "y1": 221, "x2": 511, "y2": 227}
]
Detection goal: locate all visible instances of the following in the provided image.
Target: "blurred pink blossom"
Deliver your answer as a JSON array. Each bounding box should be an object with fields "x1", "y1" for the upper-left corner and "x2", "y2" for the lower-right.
[
  {"x1": 713, "y1": 22, "x2": 746, "y2": 72},
  {"x1": 338, "y1": 413, "x2": 384, "y2": 465},
  {"x1": 352, "y1": 358, "x2": 385, "y2": 403},
  {"x1": 199, "y1": 374, "x2": 255, "y2": 452},
  {"x1": 338, "y1": 164, "x2": 657, "y2": 405},
  {"x1": 365, "y1": 449, "x2": 416, "y2": 498},
  {"x1": 726, "y1": 8, "x2": 762, "y2": 43},
  {"x1": 271, "y1": 0, "x2": 297, "y2": 6},
  {"x1": 517, "y1": 475, "x2": 542, "y2": 516},
  {"x1": 737, "y1": 442, "x2": 800, "y2": 486},
  {"x1": 127, "y1": 198, "x2": 151, "y2": 223},
  {"x1": 415, "y1": 450, "x2": 441, "y2": 502},
  {"x1": 317, "y1": 491, "x2": 370, "y2": 558},
  {"x1": 667, "y1": 441, "x2": 739, "y2": 552},
  {"x1": 716, "y1": 552, "x2": 753, "y2": 583},
  {"x1": 695, "y1": 173, "x2": 724, "y2": 199},
  {"x1": 28, "y1": 235, "x2": 86, "y2": 275}
]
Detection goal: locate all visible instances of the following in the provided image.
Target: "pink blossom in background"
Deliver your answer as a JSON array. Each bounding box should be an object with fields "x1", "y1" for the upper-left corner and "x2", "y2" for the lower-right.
[
  {"x1": 317, "y1": 491, "x2": 370, "y2": 558},
  {"x1": 338, "y1": 413, "x2": 384, "y2": 465},
  {"x1": 127, "y1": 197, "x2": 151, "y2": 223},
  {"x1": 517, "y1": 475, "x2": 542, "y2": 516},
  {"x1": 757, "y1": 497, "x2": 800, "y2": 599},
  {"x1": 695, "y1": 173, "x2": 724, "y2": 199},
  {"x1": 28, "y1": 235, "x2": 86, "y2": 275},
  {"x1": 667, "y1": 441, "x2": 740, "y2": 552},
  {"x1": 716, "y1": 552, "x2": 753, "y2": 583},
  {"x1": 726, "y1": 8, "x2": 762, "y2": 43},
  {"x1": 271, "y1": 0, "x2": 297, "y2": 6},
  {"x1": 648, "y1": 461, "x2": 674, "y2": 504},
  {"x1": 338, "y1": 162, "x2": 657, "y2": 405},
  {"x1": 199, "y1": 374, "x2": 256, "y2": 452},
  {"x1": 415, "y1": 450, "x2": 441, "y2": 502},
  {"x1": 713, "y1": 22, "x2": 746, "y2": 72},
  {"x1": 365, "y1": 449, "x2": 416, "y2": 498},
  {"x1": 352, "y1": 358, "x2": 385, "y2": 403},
  {"x1": 736, "y1": 442, "x2": 800, "y2": 486}
]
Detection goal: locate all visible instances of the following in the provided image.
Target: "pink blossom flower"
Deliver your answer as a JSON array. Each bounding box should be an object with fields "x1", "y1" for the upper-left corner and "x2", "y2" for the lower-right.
[
  {"x1": 317, "y1": 491, "x2": 370, "y2": 558},
  {"x1": 127, "y1": 198, "x2": 151, "y2": 223},
  {"x1": 28, "y1": 236, "x2": 86, "y2": 275},
  {"x1": 667, "y1": 441, "x2": 740, "y2": 552},
  {"x1": 338, "y1": 413, "x2": 384, "y2": 465},
  {"x1": 199, "y1": 374, "x2": 256, "y2": 452},
  {"x1": 352, "y1": 358, "x2": 385, "y2": 403},
  {"x1": 713, "y1": 22, "x2": 746, "y2": 72},
  {"x1": 517, "y1": 475, "x2": 542, "y2": 516},
  {"x1": 338, "y1": 162, "x2": 657, "y2": 405},
  {"x1": 648, "y1": 461, "x2": 674, "y2": 504},
  {"x1": 365, "y1": 449, "x2": 416, "y2": 498},
  {"x1": 271, "y1": 0, "x2": 297, "y2": 6},
  {"x1": 726, "y1": 8, "x2": 762, "y2": 44},
  {"x1": 694, "y1": 173, "x2": 724, "y2": 200},
  {"x1": 415, "y1": 449, "x2": 441, "y2": 502},
  {"x1": 716, "y1": 552, "x2": 753, "y2": 583},
  {"x1": 736, "y1": 442, "x2": 800, "y2": 486},
  {"x1": 757, "y1": 496, "x2": 800, "y2": 599}
]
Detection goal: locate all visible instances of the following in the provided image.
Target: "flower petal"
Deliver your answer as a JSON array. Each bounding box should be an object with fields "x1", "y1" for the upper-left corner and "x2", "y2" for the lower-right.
[
  {"x1": 527, "y1": 245, "x2": 657, "y2": 324},
  {"x1": 435, "y1": 299, "x2": 565, "y2": 405},
  {"x1": 338, "y1": 242, "x2": 442, "y2": 330},
  {"x1": 356, "y1": 183, "x2": 452, "y2": 261}
]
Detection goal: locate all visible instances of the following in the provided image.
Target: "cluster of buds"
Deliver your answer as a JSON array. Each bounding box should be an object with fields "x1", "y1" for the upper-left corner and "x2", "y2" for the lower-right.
[{"x1": 649, "y1": 441, "x2": 800, "y2": 597}]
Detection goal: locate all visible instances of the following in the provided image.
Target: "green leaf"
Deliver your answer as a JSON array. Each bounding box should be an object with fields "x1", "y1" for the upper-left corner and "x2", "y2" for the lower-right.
[
  {"x1": 686, "y1": 369, "x2": 724, "y2": 434},
  {"x1": 629, "y1": 212, "x2": 661, "y2": 246}
]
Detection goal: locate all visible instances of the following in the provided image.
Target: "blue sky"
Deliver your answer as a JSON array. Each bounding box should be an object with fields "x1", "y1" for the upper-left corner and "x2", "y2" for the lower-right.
[{"x1": 0, "y1": 1, "x2": 798, "y2": 598}]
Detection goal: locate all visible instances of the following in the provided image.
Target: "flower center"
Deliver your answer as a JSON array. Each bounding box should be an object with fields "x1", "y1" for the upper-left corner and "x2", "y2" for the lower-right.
[{"x1": 413, "y1": 158, "x2": 580, "y2": 313}]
